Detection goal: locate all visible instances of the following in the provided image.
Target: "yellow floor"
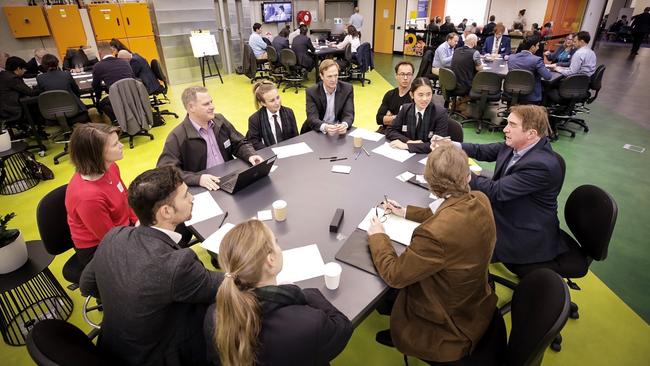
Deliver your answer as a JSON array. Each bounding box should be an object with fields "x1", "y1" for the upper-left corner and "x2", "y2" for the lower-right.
[{"x1": 1, "y1": 72, "x2": 649, "y2": 365}]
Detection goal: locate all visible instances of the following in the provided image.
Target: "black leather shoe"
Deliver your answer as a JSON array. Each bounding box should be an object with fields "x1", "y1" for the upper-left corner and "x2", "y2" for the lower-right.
[{"x1": 375, "y1": 329, "x2": 394, "y2": 347}]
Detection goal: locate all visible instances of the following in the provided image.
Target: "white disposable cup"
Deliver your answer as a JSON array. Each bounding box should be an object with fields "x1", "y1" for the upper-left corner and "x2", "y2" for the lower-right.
[
  {"x1": 353, "y1": 136, "x2": 363, "y2": 148},
  {"x1": 324, "y1": 262, "x2": 342, "y2": 290},
  {"x1": 272, "y1": 200, "x2": 288, "y2": 221},
  {"x1": 470, "y1": 165, "x2": 483, "y2": 175}
]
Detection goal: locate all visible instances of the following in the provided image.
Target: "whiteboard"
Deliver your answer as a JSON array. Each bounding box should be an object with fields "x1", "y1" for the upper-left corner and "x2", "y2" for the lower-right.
[{"x1": 189, "y1": 33, "x2": 219, "y2": 58}]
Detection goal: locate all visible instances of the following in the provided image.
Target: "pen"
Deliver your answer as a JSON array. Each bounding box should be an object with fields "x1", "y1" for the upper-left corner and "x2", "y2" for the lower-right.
[
  {"x1": 330, "y1": 157, "x2": 347, "y2": 162},
  {"x1": 354, "y1": 150, "x2": 362, "y2": 160},
  {"x1": 362, "y1": 146, "x2": 370, "y2": 156},
  {"x1": 384, "y1": 195, "x2": 403, "y2": 209},
  {"x1": 319, "y1": 156, "x2": 337, "y2": 160},
  {"x1": 217, "y1": 211, "x2": 229, "y2": 228}
]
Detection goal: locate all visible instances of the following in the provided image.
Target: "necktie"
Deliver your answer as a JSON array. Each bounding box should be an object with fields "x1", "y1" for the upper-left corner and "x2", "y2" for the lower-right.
[
  {"x1": 493, "y1": 37, "x2": 500, "y2": 54},
  {"x1": 416, "y1": 112, "x2": 422, "y2": 128},
  {"x1": 272, "y1": 114, "x2": 283, "y2": 142}
]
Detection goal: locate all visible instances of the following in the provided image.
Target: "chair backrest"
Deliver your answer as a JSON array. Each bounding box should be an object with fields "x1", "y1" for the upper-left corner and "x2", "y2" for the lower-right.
[
  {"x1": 267, "y1": 45, "x2": 279, "y2": 63},
  {"x1": 38, "y1": 90, "x2": 80, "y2": 120},
  {"x1": 447, "y1": 119, "x2": 464, "y2": 142},
  {"x1": 416, "y1": 49, "x2": 434, "y2": 79},
  {"x1": 564, "y1": 184, "x2": 618, "y2": 261},
  {"x1": 36, "y1": 184, "x2": 74, "y2": 256},
  {"x1": 508, "y1": 268, "x2": 570, "y2": 366},
  {"x1": 589, "y1": 64, "x2": 606, "y2": 91},
  {"x1": 344, "y1": 43, "x2": 353, "y2": 62},
  {"x1": 554, "y1": 151, "x2": 566, "y2": 192},
  {"x1": 280, "y1": 48, "x2": 297, "y2": 68},
  {"x1": 504, "y1": 69, "x2": 535, "y2": 95},
  {"x1": 558, "y1": 74, "x2": 590, "y2": 99},
  {"x1": 438, "y1": 67, "x2": 457, "y2": 92},
  {"x1": 150, "y1": 59, "x2": 168, "y2": 84},
  {"x1": 471, "y1": 71, "x2": 503, "y2": 94}
]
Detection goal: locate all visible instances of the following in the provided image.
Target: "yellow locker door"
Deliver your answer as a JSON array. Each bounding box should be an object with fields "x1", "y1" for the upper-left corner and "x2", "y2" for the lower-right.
[
  {"x1": 88, "y1": 4, "x2": 126, "y2": 40},
  {"x1": 120, "y1": 3, "x2": 153, "y2": 38},
  {"x1": 45, "y1": 5, "x2": 87, "y2": 59},
  {"x1": 3, "y1": 6, "x2": 50, "y2": 38},
  {"x1": 374, "y1": 0, "x2": 396, "y2": 54},
  {"x1": 128, "y1": 36, "x2": 160, "y2": 64}
]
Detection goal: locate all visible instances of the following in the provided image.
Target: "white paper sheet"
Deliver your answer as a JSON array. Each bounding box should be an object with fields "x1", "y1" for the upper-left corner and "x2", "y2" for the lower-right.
[
  {"x1": 415, "y1": 174, "x2": 426, "y2": 184},
  {"x1": 357, "y1": 208, "x2": 419, "y2": 246},
  {"x1": 270, "y1": 165, "x2": 279, "y2": 173},
  {"x1": 271, "y1": 142, "x2": 314, "y2": 159},
  {"x1": 277, "y1": 244, "x2": 326, "y2": 284},
  {"x1": 332, "y1": 165, "x2": 352, "y2": 174},
  {"x1": 419, "y1": 157, "x2": 427, "y2": 165},
  {"x1": 396, "y1": 171, "x2": 415, "y2": 182},
  {"x1": 257, "y1": 210, "x2": 273, "y2": 221},
  {"x1": 200, "y1": 223, "x2": 235, "y2": 254},
  {"x1": 372, "y1": 142, "x2": 415, "y2": 163},
  {"x1": 348, "y1": 128, "x2": 385, "y2": 142},
  {"x1": 185, "y1": 192, "x2": 223, "y2": 225}
]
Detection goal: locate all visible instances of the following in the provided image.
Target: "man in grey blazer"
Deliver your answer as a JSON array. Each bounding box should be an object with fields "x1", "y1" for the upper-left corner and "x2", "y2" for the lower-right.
[
  {"x1": 80, "y1": 166, "x2": 223, "y2": 366},
  {"x1": 301, "y1": 59, "x2": 354, "y2": 135}
]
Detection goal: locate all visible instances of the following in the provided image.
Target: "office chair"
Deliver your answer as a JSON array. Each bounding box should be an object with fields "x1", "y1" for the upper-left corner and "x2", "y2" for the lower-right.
[
  {"x1": 26, "y1": 319, "x2": 111, "y2": 366},
  {"x1": 279, "y1": 49, "x2": 305, "y2": 94},
  {"x1": 266, "y1": 46, "x2": 286, "y2": 87},
  {"x1": 349, "y1": 42, "x2": 373, "y2": 87},
  {"x1": 243, "y1": 44, "x2": 269, "y2": 83},
  {"x1": 150, "y1": 59, "x2": 179, "y2": 122},
  {"x1": 500, "y1": 70, "x2": 535, "y2": 114},
  {"x1": 462, "y1": 71, "x2": 503, "y2": 133},
  {"x1": 36, "y1": 184, "x2": 84, "y2": 290},
  {"x1": 376, "y1": 268, "x2": 570, "y2": 366},
  {"x1": 38, "y1": 90, "x2": 84, "y2": 164},
  {"x1": 576, "y1": 64, "x2": 606, "y2": 114},
  {"x1": 416, "y1": 48, "x2": 439, "y2": 91},
  {"x1": 109, "y1": 78, "x2": 155, "y2": 149},
  {"x1": 447, "y1": 119, "x2": 464, "y2": 143},
  {"x1": 438, "y1": 68, "x2": 466, "y2": 121},
  {"x1": 547, "y1": 74, "x2": 590, "y2": 138}
]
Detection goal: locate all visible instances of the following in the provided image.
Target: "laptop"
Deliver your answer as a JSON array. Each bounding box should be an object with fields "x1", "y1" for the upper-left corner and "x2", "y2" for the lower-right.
[{"x1": 219, "y1": 155, "x2": 277, "y2": 194}]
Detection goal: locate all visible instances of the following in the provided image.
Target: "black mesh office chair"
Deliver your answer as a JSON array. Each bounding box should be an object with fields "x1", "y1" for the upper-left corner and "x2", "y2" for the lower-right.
[
  {"x1": 279, "y1": 48, "x2": 305, "y2": 94},
  {"x1": 243, "y1": 44, "x2": 268, "y2": 83},
  {"x1": 447, "y1": 119, "x2": 464, "y2": 143},
  {"x1": 349, "y1": 42, "x2": 372, "y2": 87},
  {"x1": 438, "y1": 68, "x2": 465, "y2": 120},
  {"x1": 36, "y1": 185, "x2": 84, "y2": 290},
  {"x1": 266, "y1": 46, "x2": 286, "y2": 87},
  {"x1": 501, "y1": 70, "x2": 535, "y2": 112},
  {"x1": 38, "y1": 90, "x2": 84, "y2": 164},
  {"x1": 547, "y1": 74, "x2": 591, "y2": 138},
  {"x1": 150, "y1": 59, "x2": 178, "y2": 122},
  {"x1": 577, "y1": 64, "x2": 606, "y2": 114},
  {"x1": 377, "y1": 268, "x2": 570, "y2": 366},
  {"x1": 462, "y1": 71, "x2": 503, "y2": 133},
  {"x1": 416, "y1": 48, "x2": 438, "y2": 91},
  {"x1": 26, "y1": 319, "x2": 111, "y2": 366}
]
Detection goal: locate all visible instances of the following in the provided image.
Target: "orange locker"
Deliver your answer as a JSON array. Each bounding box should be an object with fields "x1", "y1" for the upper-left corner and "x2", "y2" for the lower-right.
[
  {"x1": 45, "y1": 5, "x2": 87, "y2": 60},
  {"x1": 3, "y1": 6, "x2": 50, "y2": 38},
  {"x1": 87, "y1": 4, "x2": 126, "y2": 40},
  {"x1": 128, "y1": 36, "x2": 160, "y2": 63},
  {"x1": 120, "y1": 3, "x2": 153, "y2": 38}
]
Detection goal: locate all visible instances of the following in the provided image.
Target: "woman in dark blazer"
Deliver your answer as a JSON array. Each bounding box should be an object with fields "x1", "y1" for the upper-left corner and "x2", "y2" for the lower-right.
[
  {"x1": 246, "y1": 80, "x2": 298, "y2": 150},
  {"x1": 36, "y1": 54, "x2": 88, "y2": 115},
  {"x1": 386, "y1": 77, "x2": 449, "y2": 153},
  {"x1": 367, "y1": 146, "x2": 497, "y2": 363},
  {"x1": 204, "y1": 219, "x2": 352, "y2": 366}
]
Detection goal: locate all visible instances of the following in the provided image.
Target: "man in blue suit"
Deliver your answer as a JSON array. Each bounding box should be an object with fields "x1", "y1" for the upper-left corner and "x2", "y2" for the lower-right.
[
  {"x1": 507, "y1": 35, "x2": 552, "y2": 103},
  {"x1": 433, "y1": 105, "x2": 566, "y2": 264},
  {"x1": 482, "y1": 23, "x2": 511, "y2": 55}
]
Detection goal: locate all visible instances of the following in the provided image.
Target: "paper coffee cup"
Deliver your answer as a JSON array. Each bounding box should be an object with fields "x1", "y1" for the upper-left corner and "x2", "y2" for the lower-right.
[
  {"x1": 470, "y1": 165, "x2": 483, "y2": 175},
  {"x1": 353, "y1": 136, "x2": 363, "y2": 148},
  {"x1": 324, "y1": 262, "x2": 342, "y2": 290},
  {"x1": 272, "y1": 200, "x2": 287, "y2": 222}
]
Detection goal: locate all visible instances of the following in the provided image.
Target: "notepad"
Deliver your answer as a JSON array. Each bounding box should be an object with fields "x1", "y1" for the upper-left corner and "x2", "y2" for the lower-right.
[
  {"x1": 396, "y1": 171, "x2": 415, "y2": 182},
  {"x1": 200, "y1": 223, "x2": 235, "y2": 254},
  {"x1": 257, "y1": 210, "x2": 273, "y2": 221},
  {"x1": 271, "y1": 142, "x2": 313, "y2": 159},
  {"x1": 357, "y1": 208, "x2": 419, "y2": 246},
  {"x1": 348, "y1": 128, "x2": 385, "y2": 142},
  {"x1": 332, "y1": 165, "x2": 352, "y2": 174},
  {"x1": 372, "y1": 142, "x2": 415, "y2": 163},
  {"x1": 185, "y1": 192, "x2": 223, "y2": 226},
  {"x1": 277, "y1": 244, "x2": 326, "y2": 284}
]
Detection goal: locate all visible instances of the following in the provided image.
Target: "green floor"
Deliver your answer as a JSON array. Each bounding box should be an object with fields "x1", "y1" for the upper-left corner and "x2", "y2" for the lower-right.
[{"x1": 1, "y1": 54, "x2": 649, "y2": 365}]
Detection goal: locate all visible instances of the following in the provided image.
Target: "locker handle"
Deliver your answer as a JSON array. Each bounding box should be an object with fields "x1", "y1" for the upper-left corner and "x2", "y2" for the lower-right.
[
  {"x1": 117, "y1": 18, "x2": 120, "y2": 26},
  {"x1": 126, "y1": 17, "x2": 130, "y2": 26}
]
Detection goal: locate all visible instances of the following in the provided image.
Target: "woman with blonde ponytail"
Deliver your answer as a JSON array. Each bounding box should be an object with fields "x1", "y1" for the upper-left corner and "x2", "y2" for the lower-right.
[
  {"x1": 246, "y1": 80, "x2": 298, "y2": 150},
  {"x1": 204, "y1": 220, "x2": 353, "y2": 366}
]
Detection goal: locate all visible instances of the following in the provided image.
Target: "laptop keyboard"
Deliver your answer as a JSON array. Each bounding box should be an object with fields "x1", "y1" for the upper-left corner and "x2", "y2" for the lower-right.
[{"x1": 219, "y1": 172, "x2": 237, "y2": 191}]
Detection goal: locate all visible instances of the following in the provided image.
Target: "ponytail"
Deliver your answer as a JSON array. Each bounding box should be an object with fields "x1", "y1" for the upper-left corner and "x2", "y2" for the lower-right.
[{"x1": 252, "y1": 80, "x2": 277, "y2": 110}]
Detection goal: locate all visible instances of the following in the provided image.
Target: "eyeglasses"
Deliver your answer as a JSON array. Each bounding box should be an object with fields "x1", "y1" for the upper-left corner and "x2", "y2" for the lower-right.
[
  {"x1": 375, "y1": 203, "x2": 393, "y2": 223},
  {"x1": 397, "y1": 73, "x2": 413, "y2": 78}
]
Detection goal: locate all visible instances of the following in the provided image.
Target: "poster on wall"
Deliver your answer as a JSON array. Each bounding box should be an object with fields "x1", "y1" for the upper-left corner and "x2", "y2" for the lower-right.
[{"x1": 417, "y1": 0, "x2": 428, "y2": 18}]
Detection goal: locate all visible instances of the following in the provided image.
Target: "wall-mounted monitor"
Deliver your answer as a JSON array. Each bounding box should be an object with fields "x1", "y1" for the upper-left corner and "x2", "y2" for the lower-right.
[{"x1": 262, "y1": 2, "x2": 292, "y2": 23}]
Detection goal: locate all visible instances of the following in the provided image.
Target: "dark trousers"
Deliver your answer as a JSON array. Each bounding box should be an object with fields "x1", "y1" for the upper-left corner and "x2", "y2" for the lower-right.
[
  {"x1": 631, "y1": 32, "x2": 646, "y2": 53},
  {"x1": 98, "y1": 97, "x2": 115, "y2": 122},
  {"x1": 75, "y1": 246, "x2": 98, "y2": 267}
]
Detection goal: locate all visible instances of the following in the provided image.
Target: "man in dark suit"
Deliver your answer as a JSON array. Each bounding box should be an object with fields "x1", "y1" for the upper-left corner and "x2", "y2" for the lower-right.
[
  {"x1": 439, "y1": 16, "x2": 456, "y2": 35},
  {"x1": 272, "y1": 27, "x2": 291, "y2": 53},
  {"x1": 116, "y1": 50, "x2": 161, "y2": 95},
  {"x1": 80, "y1": 166, "x2": 223, "y2": 366},
  {"x1": 506, "y1": 35, "x2": 552, "y2": 103},
  {"x1": 157, "y1": 86, "x2": 262, "y2": 191},
  {"x1": 24, "y1": 48, "x2": 47, "y2": 78},
  {"x1": 482, "y1": 23, "x2": 511, "y2": 55},
  {"x1": 483, "y1": 15, "x2": 497, "y2": 36},
  {"x1": 302, "y1": 59, "x2": 354, "y2": 135},
  {"x1": 433, "y1": 105, "x2": 566, "y2": 265},
  {"x1": 0, "y1": 57, "x2": 39, "y2": 122},
  {"x1": 291, "y1": 25, "x2": 316, "y2": 72},
  {"x1": 631, "y1": 7, "x2": 650, "y2": 55},
  {"x1": 92, "y1": 41, "x2": 134, "y2": 121}
]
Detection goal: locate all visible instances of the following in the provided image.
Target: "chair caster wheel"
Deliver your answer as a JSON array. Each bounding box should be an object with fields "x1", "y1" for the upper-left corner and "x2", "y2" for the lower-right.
[
  {"x1": 39, "y1": 151, "x2": 45, "y2": 157},
  {"x1": 54, "y1": 160, "x2": 59, "y2": 165},
  {"x1": 550, "y1": 342, "x2": 562, "y2": 352},
  {"x1": 570, "y1": 310, "x2": 579, "y2": 319},
  {"x1": 584, "y1": 128, "x2": 589, "y2": 133}
]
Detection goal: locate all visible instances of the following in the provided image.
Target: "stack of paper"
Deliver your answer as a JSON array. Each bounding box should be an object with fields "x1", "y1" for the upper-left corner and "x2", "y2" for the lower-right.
[
  {"x1": 271, "y1": 142, "x2": 313, "y2": 159},
  {"x1": 348, "y1": 128, "x2": 384, "y2": 142},
  {"x1": 357, "y1": 207, "x2": 419, "y2": 246},
  {"x1": 277, "y1": 244, "x2": 326, "y2": 284},
  {"x1": 185, "y1": 192, "x2": 223, "y2": 225},
  {"x1": 372, "y1": 142, "x2": 415, "y2": 163}
]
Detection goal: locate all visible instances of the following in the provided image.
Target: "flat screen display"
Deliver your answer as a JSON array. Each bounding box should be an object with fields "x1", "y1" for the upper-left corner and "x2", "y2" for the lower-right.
[{"x1": 262, "y1": 2, "x2": 292, "y2": 23}]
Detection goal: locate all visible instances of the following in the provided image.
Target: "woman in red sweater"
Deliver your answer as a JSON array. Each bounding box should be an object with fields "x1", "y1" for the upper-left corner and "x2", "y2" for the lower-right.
[{"x1": 65, "y1": 123, "x2": 137, "y2": 265}]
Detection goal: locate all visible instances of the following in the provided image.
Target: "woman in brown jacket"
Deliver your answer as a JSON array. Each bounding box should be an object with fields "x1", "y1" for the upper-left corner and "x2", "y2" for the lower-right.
[{"x1": 367, "y1": 145, "x2": 497, "y2": 363}]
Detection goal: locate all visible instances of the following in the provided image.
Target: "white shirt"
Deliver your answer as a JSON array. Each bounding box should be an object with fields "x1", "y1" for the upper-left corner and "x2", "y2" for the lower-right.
[
  {"x1": 152, "y1": 226, "x2": 182, "y2": 244},
  {"x1": 266, "y1": 108, "x2": 282, "y2": 142},
  {"x1": 428, "y1": 196, "x2": 447, "y2": 214},
  {"x1": 337, "y1": 35, "x2": 361, "y2": 53}
]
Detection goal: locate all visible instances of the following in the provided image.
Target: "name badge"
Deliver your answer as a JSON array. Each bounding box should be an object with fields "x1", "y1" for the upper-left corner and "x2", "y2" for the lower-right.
[
  {"x1": 224, "y1": 139, "x2": 231, "y2": 149},
  {"x1": 402, "y1": 125, "x2": 408, "y2": 132},
  {"x1": 117, "y1": 182, "x2": 124, "y2": 192},
  {"x1": 428, "y1": 132, "x2": 434, "y2": 138}
]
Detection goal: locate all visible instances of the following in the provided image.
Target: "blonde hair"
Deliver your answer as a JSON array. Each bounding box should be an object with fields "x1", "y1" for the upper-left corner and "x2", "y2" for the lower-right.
[
  {"x1": 215, "y1": 220, "x2": 276, "y2": 366},
  {"x1": 252, "y1": 80, "x2": 277, "y2": 110},
  {"x1": 424, "y1": 145, "x2": 471, "y2": 198},
  {"x1": 319, "y1": 59, "x2": 339, "y2": 75},
  {"x1": 510, "y1": 105, "x2": 551, "y2": 138}
]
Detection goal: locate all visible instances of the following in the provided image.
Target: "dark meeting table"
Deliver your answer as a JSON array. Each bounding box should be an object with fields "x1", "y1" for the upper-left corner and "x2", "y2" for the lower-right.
[
  {"x1": 189, "y1": 130, "x2": 433, "y2": 326},
  {"x1": 479, "y1": 55, "x2": 564, "y2": 83}
]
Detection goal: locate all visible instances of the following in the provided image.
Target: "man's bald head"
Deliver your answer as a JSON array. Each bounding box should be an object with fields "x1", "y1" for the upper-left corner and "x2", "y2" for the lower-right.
[{"x1": 117, "y1": 50, "x2": 132, "y2": 61}]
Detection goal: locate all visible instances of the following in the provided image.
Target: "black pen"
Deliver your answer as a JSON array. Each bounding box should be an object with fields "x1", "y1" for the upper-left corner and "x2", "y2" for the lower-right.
[
  {"x1": 217, "y1": 211, "x2": 229, "y2": 228},
  {"x1": 330, "y1": 157, "x2": 347, "y2": 162},
  {"x1": 320, "y1": 156, "x2": 337, "y2": 160}
]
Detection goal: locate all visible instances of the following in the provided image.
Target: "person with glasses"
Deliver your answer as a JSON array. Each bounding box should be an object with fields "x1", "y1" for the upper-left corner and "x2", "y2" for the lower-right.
[
  {"x1": 375, "y1": 61, "x2": 414, "y2": 133},
  {"x1": 366, "y1": 145, "x2": 497, "y2": 363},
  {"x1": 432, "y1": 32, "x2": 459, "y2": 75},
  {"x1": 544, "y1": 33, "x2": 576, "y2": 67},
  {"x1": 385, "y1": 77, "x2": 449, "y2": 153}
]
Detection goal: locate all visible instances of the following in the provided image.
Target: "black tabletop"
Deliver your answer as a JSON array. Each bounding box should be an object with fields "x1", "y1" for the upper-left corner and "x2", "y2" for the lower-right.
[
  {"x1": 0, "y1": 240, "x2": 54, "y2": 293},
  {"x1": 0, "y1": 140, "x2": 27, "y2": 159},
  {"x1": 190, "y1": 131, "x2": 433, "y2": 325}
]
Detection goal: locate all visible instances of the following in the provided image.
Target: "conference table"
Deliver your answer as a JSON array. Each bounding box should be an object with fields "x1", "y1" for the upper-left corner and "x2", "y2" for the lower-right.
[
  {"x1": 479, "y1": 55, "x2": 564, "y2": 83},
  {"x1": 189, "y1": 130, "x2": 434, "y2": 326},
  {"x1": 313, "y1": 44, "x2": 345, "y2": 81}
]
